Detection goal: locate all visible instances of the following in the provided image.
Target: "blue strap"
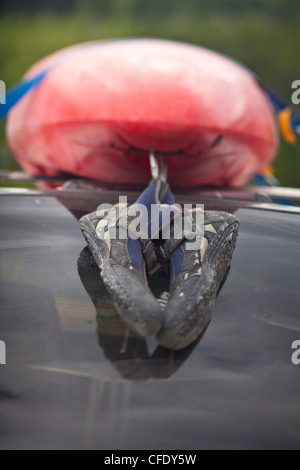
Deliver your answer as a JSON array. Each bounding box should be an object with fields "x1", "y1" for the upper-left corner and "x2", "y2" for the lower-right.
[
  {"x1": 136, "y1": 182, "x2": 175, "y2": 237},
  {"x1": 253, "y1": 172, "x2": 280, "y2": 187},
  {"x1": 259, "y1": 83, "x2": 287, "y2": 113},
  {"x1": 252, "y1": 81, "x2": 299, "y2": 201},
  {"x1": 127, "y1": 182, "x2": 186, "y2": 282},
  {"x1": 128, "y1": 182, "x2": 185, "y2": 286},
  {"x1": 258, "y1": 82, "x2": 300, "y2": 139},
  {"x1": 253, "y1": 173, "x2": 293, "y2": 205},
  {"x1": 169, "y1": 245, "x2": 185, "y2": 286},
  {"x1": 136, "y1": 182, "x2": 175, "y2": 207},
  {"x1": 0, "y1": 70, "x2": 49, "y2": 120}
]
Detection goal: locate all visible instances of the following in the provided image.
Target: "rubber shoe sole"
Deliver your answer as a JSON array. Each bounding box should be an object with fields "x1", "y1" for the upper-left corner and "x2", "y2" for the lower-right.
[
  {"x1": 157, "y1": 212, "x2": 239, "y2": 350},
  {"x1": 80, "y1": 213, "x2": 163, "y2": 337}
]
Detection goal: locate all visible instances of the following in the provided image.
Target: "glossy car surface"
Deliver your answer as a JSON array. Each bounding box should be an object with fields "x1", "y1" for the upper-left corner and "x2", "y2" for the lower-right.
[{"x1": 0, "y1": 185, "x2": 300, "y2": 450}]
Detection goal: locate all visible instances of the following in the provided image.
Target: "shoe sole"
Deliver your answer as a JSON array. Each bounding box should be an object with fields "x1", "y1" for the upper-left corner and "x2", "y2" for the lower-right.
[
  {"x1": 157, "y1": 214, "x2": 239, "y2": 350},
  {"x1": 79, "y1": 214, "x2": 163, "y2": 337}
]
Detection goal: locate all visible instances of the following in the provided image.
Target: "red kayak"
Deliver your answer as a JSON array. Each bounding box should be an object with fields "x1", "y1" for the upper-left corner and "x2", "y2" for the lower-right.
[{"x1": 6, "y1": 38, "x2": 278, "y2": 188}]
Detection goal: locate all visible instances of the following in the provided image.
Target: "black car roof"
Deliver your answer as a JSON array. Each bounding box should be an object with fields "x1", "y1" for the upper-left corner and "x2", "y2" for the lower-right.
[{"x1": 0, "y1": 187, "x2": 300, "y2": 449}]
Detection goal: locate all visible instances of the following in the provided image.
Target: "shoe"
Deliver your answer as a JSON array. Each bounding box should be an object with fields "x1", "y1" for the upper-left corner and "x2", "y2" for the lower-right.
[
  {"x1": 157, "y1": 210, "x2": 239, "y2": 350},
  {"x1": 79, "y1": 181, "x2": 174, "y2": 337}
]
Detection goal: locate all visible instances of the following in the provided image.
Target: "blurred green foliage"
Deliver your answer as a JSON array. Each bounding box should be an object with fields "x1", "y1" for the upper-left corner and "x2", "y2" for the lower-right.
[{"x1": 0, "y1": 0, "x2": 299, "y2": 186}]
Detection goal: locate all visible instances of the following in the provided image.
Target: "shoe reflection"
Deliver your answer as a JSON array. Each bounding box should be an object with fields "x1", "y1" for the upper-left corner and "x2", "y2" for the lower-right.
[{"x1": 78, "y1": 247, "x2": 205, "y2": 381}]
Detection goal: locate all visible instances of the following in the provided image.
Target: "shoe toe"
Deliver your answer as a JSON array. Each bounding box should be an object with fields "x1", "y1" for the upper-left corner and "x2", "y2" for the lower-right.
[
  {"x1": 104, "y1": 265, "x2": 163, "y2": 337},
  {"x1": 157, "y1": 276, "x2": 213, "y2": 350}
]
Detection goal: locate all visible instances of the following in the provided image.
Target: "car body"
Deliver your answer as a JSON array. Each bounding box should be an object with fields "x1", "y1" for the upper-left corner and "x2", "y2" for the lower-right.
[{"x1": 0, "y1": 183, "x2": 300, "y2": 450}]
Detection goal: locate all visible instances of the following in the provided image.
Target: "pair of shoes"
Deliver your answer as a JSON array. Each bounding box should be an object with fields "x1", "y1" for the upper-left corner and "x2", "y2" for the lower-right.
[
  {"x1": 79, "y1": 181, "x2": 239, "y2": 350},
  {"x1": 78, "y1": 246, "x2": 204, "y2": 381}
]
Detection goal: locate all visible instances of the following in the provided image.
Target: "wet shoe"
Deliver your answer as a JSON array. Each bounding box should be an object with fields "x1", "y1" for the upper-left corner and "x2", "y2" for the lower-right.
[
  {"x1": 79, "y1": 199, "x2": 163, "y2": 337},
  {"x1": 157, "y1": 210, "x2": 239, "y2": 350},
  {"x1": 79, "y1": 180, "x2": 175, "y2": 338}
]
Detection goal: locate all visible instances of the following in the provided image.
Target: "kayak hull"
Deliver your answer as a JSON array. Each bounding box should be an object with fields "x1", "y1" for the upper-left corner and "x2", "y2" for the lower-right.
[{"x1": 6, "y1": 38, "x2": 278, "y2": 187}]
